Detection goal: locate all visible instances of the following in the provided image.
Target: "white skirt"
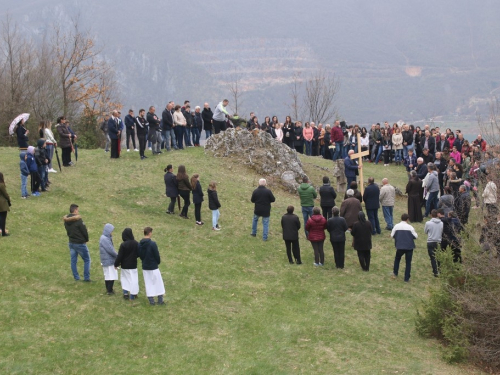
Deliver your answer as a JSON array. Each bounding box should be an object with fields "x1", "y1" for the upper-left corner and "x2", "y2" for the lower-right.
[
  {"x1": 120, "y1": 268, "x2": 139, "y2": 295},
  {"x1": 102, "y1": 265, "x2": 118, "y2": 281},
  {"x1": 143, "y1": 269, "x2": 165, "y2": 297}
]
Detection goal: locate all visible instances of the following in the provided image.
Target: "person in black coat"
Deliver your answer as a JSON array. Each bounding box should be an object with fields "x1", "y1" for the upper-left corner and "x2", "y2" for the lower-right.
[
  {"x1": 294, "y1": 122, "x2": 304, "y2": 154},
  {"x1": 251, "y1": 179, "x2": 276, "y2": 241},
  {"x1": 208, "y1": 181, "x2": 221, "y2": 230},
  {"x1": 191, "y1": 174, "x2": 204, "y2": 225},
  {"x1": 362, "y1": 177, "x2": 381, "y2": 235},
  {"x1": 283, "y1": 117, "x2": 294, "y2": 149},
  {"x1": 327, "y1": 206, "x2": 348, "y2": 269},
  {"x1": 351, "y1": 211, "x2": 373, "y2": 271},
  {"x1": 202, "y1": 103, "x2": 213, "y2": 139},
  {"x1": 114, "y1": 228, "x2": 140, "y2": 300},
  {"x1": 344, "y1": 181, "x2": 363, "y2": 203},
  {"x1": 406, "y1": 171, "x2": 423, "y2": 223},
  {"x1": 415, "y1": 158, "x2": 428, "y2": 180},
  {"x1": 281, "y1": 206, "x2": 302, "y2": 264},
  {"x1": 15, "y1": 119, "x2": 29, "y2": 149},
  {"x1": 164, "y1": 164, "x2": 178, "y2": 214},
  {"x1": 436, "y1": 134, "x2": 450, "y2": 152},
  {"x1": 319, "y1": 176, "x2": 337, "y2": 220}
]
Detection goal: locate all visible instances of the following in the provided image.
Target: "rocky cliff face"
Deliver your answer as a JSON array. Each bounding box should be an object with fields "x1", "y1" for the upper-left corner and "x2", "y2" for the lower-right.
[{"x1": 204, "y1": 128, "x2": 307, "y2": 192}]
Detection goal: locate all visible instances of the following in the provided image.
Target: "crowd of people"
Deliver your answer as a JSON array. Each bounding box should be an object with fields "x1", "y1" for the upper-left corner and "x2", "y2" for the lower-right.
[{"x1": 3, "y1": 98, "x2": 500, "y2": 303}]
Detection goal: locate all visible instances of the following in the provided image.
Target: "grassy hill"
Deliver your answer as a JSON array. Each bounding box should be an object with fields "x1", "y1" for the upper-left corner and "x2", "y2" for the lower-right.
[{"x1": 0, "y1": 146, "x2": 484, "y2": 374}]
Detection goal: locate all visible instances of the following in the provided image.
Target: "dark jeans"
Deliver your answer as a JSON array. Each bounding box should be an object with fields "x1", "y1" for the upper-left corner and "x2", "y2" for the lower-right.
[
  {"x1": 425, "y1": 191, "x2": 439, "y2": 217},
  {"x1": 175, "y1": 126, "x2": 184, "y2": 149},
  {"x1": 213, "y1": 120, "x2": 225, "y2": 134},
  {"x1": 30, "y1": 172, "x2": 40, "y2": 193},
  {"x1": 321, "y1": 206, "x2": 333, "y2": 220},
  {"x1": 441, "y1": 240, "x2": 462, "y2": 263},
  {"x1": 126, "y1": 128, "x2": 136, "y2": 149},
  {"x1": 0, "y1": 211, "x2": 7, "y2": 236},
  {"x1": 284, "y1": 239, "x2": 301, "y2": 263},
  {"x1": 167, "y1": 196, "x2": 176, "y2": 213},
  {"x1": 330, "y1": 241, "x2": 345, "y2": 268},
  {"x1": 191, "y1": 127, "x2": 200, "y2": 145},
  {"x1": 184, "y1": 127, "x2": 192, "y2": 146},
  {"x1": 366, "y1": 208, "x2": 381, "y2": 234},
  {"x1": 138, "y1": 134, "x2": 146, "y2": 157},
  {"x1": 62, "y1": 147, "x2": 72, "y2": 165},
  {"x1": 179, "y1": 190, "x2": 190, "y2": 217},
  {"x1": 110, "y1": 139, "x2": 119, "y2": 158},
  {"x1": 311, "y1": 240, "x2": 325, "y2": 264},
  {"x1": 393, "y1": 249, "x2": 413, "y2": 281},
  {"x1": 194, "y1": 203, "x2": 202, "y2": 222},
  {"x1": 427, "y1": 242, "x2": 439, "y2": 276},
  {"x1": 357, "y1": 250, "x2": 371, "y2": 271}
]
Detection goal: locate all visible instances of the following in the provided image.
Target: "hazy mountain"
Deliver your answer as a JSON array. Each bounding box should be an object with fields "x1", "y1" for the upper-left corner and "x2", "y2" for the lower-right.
[{"x1": 1, "y1": 0, "x2": 499, "y2": 125}]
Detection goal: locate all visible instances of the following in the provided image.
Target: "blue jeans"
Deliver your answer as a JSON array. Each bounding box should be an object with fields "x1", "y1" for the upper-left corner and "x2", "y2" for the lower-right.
[
  {"x1": 305, "y1": 140, "x2": 312, "y2": 155},
  {"x1": 21, "y1": 174, "x2": 28, "y2": 197},
  {"x1": 175, "y1": 126, "x2": 184, "y2": 149},
  {"x1": 162, "y1": 129, "x2": 177, "y2": 150},
  {"x1": 374, "y1": 145, "x2": 383, "y2": 164},
  {"x1": 394, "y1": 149, "x2": 403, "y2": 162},
  {"x1": 382, "y1": 206, "x2": 394, "y2": 229},
  {"x1": 68, "y1": 243, "x2": 91, "y2": 281},
  {"x1": 393, "y1": 249, "x2": 413, "y2": 282},
  {"x1": 205, "y1": 130, "x2": 212, "y2": 139},
  {"x1": 332, "y1": 142, "x2": 343, "y2": 161},
  {"x1": 46, "y1": 144, "x2": 54, "y2": 169},
  {"x1": 252, "y1": 215, "x2": 270, "y2": 240},
  {"x1": 425, "y1": 191, "x2": 439, "y2": 217},
  {"x1": 366, "y1": 208, "x2": 381, "y2": 234},
  {"x1": 212, "y1": 209, "x2": 220, "y2": 228},
  {"x1": 191, "y1": 127, "x2": 200, "y2": 145},
  {"x1": 184, "y1": 127, "x2": 192, "y2": 146},
  {"x1": 38, "y1": 166, "x2": 47, "y2": 190},
  {"x1": 302, "y1": 206, "x2": 314, "y2": 237},
  {"x1": 403, "y1": 144, "x2": 414, "y2": 158}
]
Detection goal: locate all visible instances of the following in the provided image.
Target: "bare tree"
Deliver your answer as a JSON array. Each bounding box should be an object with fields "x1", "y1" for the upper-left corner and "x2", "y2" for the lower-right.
[
  {"x1": 304, "y1": 69, "x2": 340, "y2": 124},
  {"x1": 288, "y1": 71, "x2": 303, "y2": 122},
  {"x1": 228, "y1": 73, "x2": 243, "y2": 116},
  {"x1": 477, "y1": 97, "x2": 500, "y2": 146}
]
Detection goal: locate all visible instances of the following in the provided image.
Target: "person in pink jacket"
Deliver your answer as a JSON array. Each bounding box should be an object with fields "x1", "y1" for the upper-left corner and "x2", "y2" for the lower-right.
[{"x1": 303, "y1": 122, "x2": 314, "y2": 156}]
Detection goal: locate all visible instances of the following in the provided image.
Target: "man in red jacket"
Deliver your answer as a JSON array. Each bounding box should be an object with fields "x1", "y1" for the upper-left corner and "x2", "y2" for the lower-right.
[{"x1": 330, "y1": 121, "x2": 344, "y2": 161}]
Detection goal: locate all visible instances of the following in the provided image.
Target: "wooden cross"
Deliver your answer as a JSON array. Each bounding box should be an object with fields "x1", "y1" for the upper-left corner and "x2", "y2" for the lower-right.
[{"x1": 350, "y1": 133, "x2": 369, "y2": 194}]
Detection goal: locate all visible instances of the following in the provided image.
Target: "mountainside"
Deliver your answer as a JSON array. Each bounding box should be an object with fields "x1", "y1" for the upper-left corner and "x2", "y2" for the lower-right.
[{"x1": 1, "y1": 0, "x2": 499, "y2": 123}]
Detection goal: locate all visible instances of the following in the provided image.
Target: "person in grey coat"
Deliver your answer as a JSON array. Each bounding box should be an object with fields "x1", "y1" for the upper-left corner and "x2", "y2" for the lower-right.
[
  {"x1": 424, "y1": 163, "x2": 440, "y2": 217},
  {"x1": 99, "y1": 223, "x2": 118, "y2": 295}
]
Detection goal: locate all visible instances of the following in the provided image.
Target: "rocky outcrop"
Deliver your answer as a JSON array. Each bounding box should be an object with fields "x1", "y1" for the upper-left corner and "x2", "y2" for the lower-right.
[{"x1": 205, "y1": 128, "x2": 307, "y2": 192}]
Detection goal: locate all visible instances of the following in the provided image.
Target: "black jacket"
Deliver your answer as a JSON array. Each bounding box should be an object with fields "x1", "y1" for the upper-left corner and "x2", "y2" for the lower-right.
[
  {"x1": 162, "y1": 109, "x2": 174, "y2": 130},
  {"x1": 436, "y1": 139, "x2": 450, "y2": 152},
  {"x1": 281, "y1": 213, "x2": 301, "y2": 241},
  {"x1": 208, "y1": 189, "x2": 221, "y2": 210},
  {"x1": 454, "y1": 138, "x2": 464, "y2": 152},
  {"x1": 402, "y1": 130, "x2": 413, "y2": 145},
  {"x1": 192, "y1": 181, "x2": 204, "y2": 204},
  {"x1": 351, "y1": 220, "x2": 373, "y2": 250},
  {"x1": 164, "y1": 172, "x2": 178, "y2": 198},
  {"x1": 294, "y1": 126, "x2": 304, "y2": 147},
  {"x1": 135, "y1": 116, "x2": 148, "y2": 135},
  {"x1": 146, "y1": 112, "x2": 160, "y2": 131},
  {"x1": 319, "y1": 184, "x2": 337, "y2": 207},
  {"x1": 114, "y1": 228, "x2": 139, "y2": 269},
  {"x1": 416, "y1": 163, "x2": 428, "y2": 180},
  {"x1": 16, "y1": 124, "x2": 29, "y2": 148},
  {"x1": 194, "y1": 112, "x2": 203, "y2": 131},
  {"x1": 326, "y1": 216, "x2": 348, "y2": 242},
  {"x1": 363, "y1": 183, "x2": 380, "y2": 210},
  {"x1": 125, "y1": 114, "x2": 135, "y2": 129},
  {"x1": 138, "y1": 238, "x2": 160, "y2": 270},
  {"x1": 421, "y1": 136, "x2": 436, "y2": 154},
  {"x1": 63, "y1": 214, "x2": 89, "y2": 244},
  {"x1": 202, "y1": 108, "x2": 213, "y2": 131},
  {"x1": 182, "y1": 109, "x2": 193, "y2": 128},
  {"x1": 251, "y1": 185, "x2": 276, "y2": 217}
]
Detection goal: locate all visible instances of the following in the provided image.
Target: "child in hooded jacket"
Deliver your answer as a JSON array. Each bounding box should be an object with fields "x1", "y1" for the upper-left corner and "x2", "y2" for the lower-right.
[
  {"x1": 35, "y1": 139, "x2": 50, "y2": 191},
  {"x1": 26, "y1": 146, "x2": 41, "y2": 196},
  {"x1": 114, "y1": 228, "x2": 140, "y2": 300},
  {"x1": 208, "y1": 181, "x2": 221, "y2": 231},
  {"x1": 19, "y1": 152, "x2": 29, "y2": 198},
  {"x1": 99, "y1": 223, "x2": 118, "y2": 295}
]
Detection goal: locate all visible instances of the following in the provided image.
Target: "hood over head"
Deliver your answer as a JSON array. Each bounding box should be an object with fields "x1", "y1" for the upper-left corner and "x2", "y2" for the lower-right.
[
  {"x1": 27, "y1": 146, "x2": 35, "y2": 154},
  {"x1": 122, "y1": 228, "x2": 134, "y2": 242},
  {"x1": 37, "y1": 139, "x2": 45, "y2": 148},
  {"x1": 20, "y1": 151, "x2": 26, "y2": 161},
  {"x1": 102, "y1": 223, "x2": 114, "y2": 237}
]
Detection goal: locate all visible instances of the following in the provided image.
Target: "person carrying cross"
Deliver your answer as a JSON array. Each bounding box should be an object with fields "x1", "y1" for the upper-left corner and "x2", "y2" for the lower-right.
[{"x1": 344, "y1": 150, "x2": 362, "y2": 188}]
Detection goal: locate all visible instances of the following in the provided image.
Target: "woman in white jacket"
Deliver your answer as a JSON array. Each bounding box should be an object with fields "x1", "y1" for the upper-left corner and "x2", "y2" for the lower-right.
[
  {"x1": 392, "y1": 127, "x2": 404, "y2": 166},
  {"x1": 275, "y1": 123, "x2": 283, "y2": 143},
  {"x1": 482, "y1": 174, "x2": 498, "y2": 217},
  {"x1": 44, "y1": 121, "x2": 58, "y2": 173}
]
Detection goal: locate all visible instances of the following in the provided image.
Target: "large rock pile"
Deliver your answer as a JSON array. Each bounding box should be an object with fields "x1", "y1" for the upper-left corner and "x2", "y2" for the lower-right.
[{"x1": 205, "y1": 128, "x2": 307, "y2": 192}]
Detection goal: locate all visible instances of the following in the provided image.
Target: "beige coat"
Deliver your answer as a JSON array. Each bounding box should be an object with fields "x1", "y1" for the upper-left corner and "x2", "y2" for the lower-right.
[
  {"x1": 392, "y1": 133, "x2": 403, "y2": 150},
  {"x1": 379, "y1": 184, "x2": 396, "y2": 207},
  {"x1": 482, "y1": 181, "x2": 497, "y2": 204},
  {"x1": 173, "y1": 111, "x2": 186, "y2": 126}
]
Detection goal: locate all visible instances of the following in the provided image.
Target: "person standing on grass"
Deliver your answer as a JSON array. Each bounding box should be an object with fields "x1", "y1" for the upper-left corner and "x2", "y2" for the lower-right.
[
  {"x1": 391, "y1": 213, "x2": 418, "y2": 282},
  {"x1": 99, "y1": 223, "x2": 118, "y2": 295},
  {"x1": 363, "y1": 177, "x2": 381, "y2": 235},
  {"x1": 124, "y1": 109, "x2": 138, "y2": 152},
  {"x1": 208, "y1": 181, "x2": 221, "y2": 231},
  {"x1": 327, "y1": 206, "x2": 348, "y2": 269},
  {"x1": 424, "y1": 163, "x2": 440, "y2": 218},
  {"x1": 114, "y1": 228, "x2": 140, "y2": 300},
  {"x1": 191, "y1": 174, "x2": 204, "y2": 225},
  {"x1": 406, "y1": 170, "x2": 423, "y2": 223},
  {"x1": 251, "y1": 178, "x2": 276, "y2": 241},
  {"x1": 19, "y1": 152, "x2": 29, "y2": 199},
  {"x1": 164, "y1": 164, "x2": 178, "y2": 215},
  {"x1": 177, "y1": 165, "x2": 192, "y2": 219},
  {"x1": 281, "y1": 205, "x2": 302, "y2": 264},
  {"x1": 63, "y1": 204, "x2": 91, "y2": 282},
  {"x1": 212, "y1": 99, "x2": 229, "y2": 135},
  {"x1": 298, "y1": 176, "x2": 317, "y2": 238},
  {"x1": 319, "y1": 176, "x2": 337, "y2": 220},
  {"x1": 0, "y1": 172, "x2": 11, "y2": 237},
  {"x1": 26, "y1": 146, "x2": 41, "y2": 197},
  {"x1": 344, "y1": 149, "x2": 361, "y2": 188},
  {"x1": 135, "y1": 109, "x2": 149, "y2": 159},
  {"x1": 482, "y1": 174, "x2": 498, "y2": 217},
  {"x1": 379, "y1": 178, "x2": 395, "y2": 230},
  {"x1": 351, "y1": 211, "x2": 373, "y2": 271},
  {"x1": 138, "y1": 227, "x2": 166, "y2": 306},
  {"x1": 340, "y1": 189, "x2": 363, "y2": 229},
  {"x1": 424, "y1": 209, "x2": 443, "y2": 277},
  {"x1": 306, "y1": 207, "x2": 327, "y2": 266},
  {"x1": 108, "y1": 111, "x2": 121, "y2": 159},
  {"x1": 44, "y1": 121, "x2": 58, "y2": 173}
]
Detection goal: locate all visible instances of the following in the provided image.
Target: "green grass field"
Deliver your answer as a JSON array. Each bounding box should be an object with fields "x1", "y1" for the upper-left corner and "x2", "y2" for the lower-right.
[{"x1": 0, "y1": 146, "x2": 484, "y2": 374}]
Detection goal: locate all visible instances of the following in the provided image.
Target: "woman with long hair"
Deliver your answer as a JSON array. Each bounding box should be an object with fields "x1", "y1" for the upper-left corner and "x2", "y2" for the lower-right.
[
  {"x1": 351, "y1": 211, "x2": 373, "y2": 271},
  {"x1": 382, "y1": 128, "x2": 392, "y2": 166},
  {"x1": 283, "y1": 116, "x2": 294, "y2": 149},
  {"x1": 303, "y1": 122, "x2": 314, "y2": 156},
  {"x1": 208, "y1": 181, "x2": 221, "y2": 231},
  {"x1": 261, "y1": 116, "x2": 271, "y2": 131},
  {"x1": 294, "y1": 121, "x2": 304, "y2": 154},
  {"x1": 176, "y1": 165, "x2": 192, "y2": 219},
  {"x1": 305, "y1": 207, "x2": 327, "y2": 266},
  {"x1": 191, "y1": 173, "x2": 204, "y2": 225},
  {"x1": 44, "y1": 121, "x2": 58, "y2": 173},
  {"x1": 0, "y1": 172, "x2": 11, "y2": 236},
  {"x1": 392, "y1": 127, "x2": 403, "y2": 166},
  {"x1": 15, "y1": 119, "x2": 29, "y2": 150},
  {"x1": 164, "y1": 164, "x2": 178, "y2": 215}
]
